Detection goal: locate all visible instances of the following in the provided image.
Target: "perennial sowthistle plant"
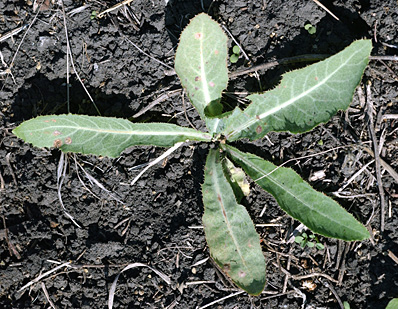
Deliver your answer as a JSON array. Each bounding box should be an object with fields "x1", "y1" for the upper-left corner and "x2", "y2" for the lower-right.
[{"x1": 13, "y1": 13, "x2": 372, "y2": 295}]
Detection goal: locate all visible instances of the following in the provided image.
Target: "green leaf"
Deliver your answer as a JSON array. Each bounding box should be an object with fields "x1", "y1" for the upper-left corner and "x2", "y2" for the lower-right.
[
  {"x1": 386, "y1": 299, "x2": 398, "y2": 309},
  {"x1": 230, "y1": 53, "x2": 239, "y2": 63},
  {"x1": 304, "y1": 24, "x2": 316, "y2": 34},
  {"x1": 175, "y1": 13, "x2": 228, "y2": 129},
  {"x1": 224, "y1": 40, "x2": 372, "y2": 141},
  {"x1": 223, "y1": 145, "x2": 370, "y2": 241},
  {"x1": 308, "y1": 26, "x2": 316, "y2": 35},
  {"x1": 13, "y1": 114, "x2": 211, "y2": 158},
  {"x1": 294, "y1": 236, "x2": 304, "y2": 243},
  {"x1": 202, "y1": 149, "x2": 266, "y2": 295},
  {"x1": 232, "y1": 45, "x2": 240, "y2": 54}
]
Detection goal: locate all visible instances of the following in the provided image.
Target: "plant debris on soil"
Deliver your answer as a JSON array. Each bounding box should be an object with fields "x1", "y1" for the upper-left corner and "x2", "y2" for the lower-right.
[{"x1": 1, "y1": 0, "x2": 397, "y2": 308}]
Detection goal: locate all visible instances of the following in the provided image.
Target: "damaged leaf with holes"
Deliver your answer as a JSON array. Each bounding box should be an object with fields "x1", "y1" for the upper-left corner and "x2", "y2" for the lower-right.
[{"x1": 13, "y1": 12, "x2": 372, "y2": 296}]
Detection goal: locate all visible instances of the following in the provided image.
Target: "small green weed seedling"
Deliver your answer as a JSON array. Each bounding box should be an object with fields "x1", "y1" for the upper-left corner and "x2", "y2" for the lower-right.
[
  {"x1": 304, "y1": 23, "x2": 317, "y2": 34},
  {"x1": 294, "y1": 232, "x2": 325, "y2": 250},
  {"x1": 13, "y1": 13, "x2": 372, "y2": 295},
  {"x1": 230, "y1": 45, "x2": 241, "y2": 63},
  {"x1": 90, "y1": 10, "x2": 98, "y2": 20}
]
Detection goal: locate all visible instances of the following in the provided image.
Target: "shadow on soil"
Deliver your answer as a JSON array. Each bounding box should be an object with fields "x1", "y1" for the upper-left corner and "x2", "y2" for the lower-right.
[{"x1": 11, "y1": 74, "x2": 134, "y2": 122}]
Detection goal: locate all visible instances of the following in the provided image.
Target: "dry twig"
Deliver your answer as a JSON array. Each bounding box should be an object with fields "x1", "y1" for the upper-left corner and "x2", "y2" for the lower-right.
[
  {"x1": 17, "y1": 262, "x2": 72, "y2": 293},
  {"x1": 337, "y1": 242, "x2": 351, "y2": 285},
  {"x1": 129, "y1": 142, "x2": 184, "y2": 185},
  {"x1": 60, "y1": 0, "x2": 100, "y2": 115},
  {"x1": 1, "y1": 215, "x2": 21, "y2": 259},
  {"x1": 366, "y1": 82, "x2": 386, "y2": 231},
  {"x1": 197, "y1": 291, "x2": 245, "y2": 309},
  {"x1": 0, "y1": 169, "x2": 5, "y2": 189},
  {"x1": 108, "y1": 262, "x2": 171, "y2": 309},
  {"x1": 181, "y1": 89, "x2": 197, "y2": 130},
  {"x1": 133, "y1": 89, "x2": 181, "y2": 118},
  {"x1": 360, "y1": 146, "x2": 398, "y2": 184},
  {"x1": 41, "y1": 282, "x2": 57, "y2": 309},
  {"x1": 388, "y1": 250, "x2": 398, "y2": 265},
  {"x1": 323, "y1": 280, "x2": 344, "y2": 309},
  {"x1": 311, "y1": 0, "x2": 340, "y2": 21},
  {"x1": 5, "y1": 153, "x2": 17, "y2": 186},
  {"x1": 98, "y1": 0, "x2": 135, "y2": 18},
  {"x1": 272, "y1": 261, "x2": 339, "y2": 284},
  {"x1": 57, "y1": 153, "x2": 81, "y2": 228},
  {"x1": 0, "y1": 24, "x2": 28, "y2": 43}
]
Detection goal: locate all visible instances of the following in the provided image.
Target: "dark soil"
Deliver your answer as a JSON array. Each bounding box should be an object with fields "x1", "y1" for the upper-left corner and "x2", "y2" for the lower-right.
[{"x1": 1, "y1": 0, "x2": 397, "y2": 308}]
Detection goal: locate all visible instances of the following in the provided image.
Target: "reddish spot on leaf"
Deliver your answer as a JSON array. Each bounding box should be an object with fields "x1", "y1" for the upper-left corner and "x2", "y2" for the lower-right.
[
  {"x1": 53, "y1": 130, "x2": 61, "y2": 136},
  {"x1": 194, "y1": 32, "x2": 203, "y2": 39},
  {"x1": 65, "y1": 137, "x2": 72, "y2": 145},
  {"x1": 315, "y1": 76, "x2": 319, "y2": 81},
  {"x1": 238, "y1": 271, "x2": 246, "y2": 278},
  {"x1": 195, "y1": 76, "x2": 201, "y2": 81},
  {"x1": 195, "y1": 87, "x2": 199, "y2": 90},
  {"x1": 223, "y1": 264, "x2": 231, "y2": 273},
  {"x1": 51, "y1": 119, "x2": 56, "y2": 122},
  {"x1": 256, "y1": 125, "x2": 263, "y2": 134},
  {"x1": 44, "y1": 120, "x2": 49, "y2": 123},
  {"x1": 217, "y1": 194, "x2": 227, "y2": 217},
  {"x1": 256, "y1": 115, "x2": 260, "y2": 120},
  {"x1": 209, "y1": 81, "x2": 215, "y2": 87},
  {"x1": 214, "y1": 50, "x2": 219, "y2": 55},
  {"x1": 53, "y1": 139, "x2": 62, "y2": 148}
]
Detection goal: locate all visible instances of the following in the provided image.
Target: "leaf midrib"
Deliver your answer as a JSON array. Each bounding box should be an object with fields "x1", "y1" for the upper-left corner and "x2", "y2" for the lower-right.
[
  {"x1": 210, "y1": 155, "x2": 251, "y2": 276},
  {"x1": 28, "y1": 125, "x2": 210, "y2": 138},
  {"x1": 199, "y1": 24, "x2": 211, "y2": 105}
]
